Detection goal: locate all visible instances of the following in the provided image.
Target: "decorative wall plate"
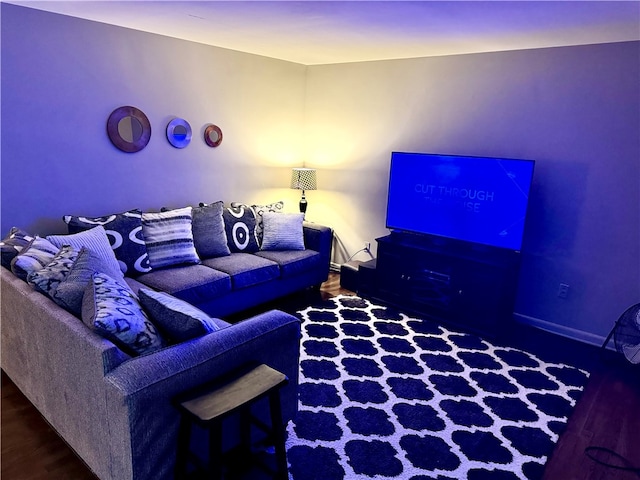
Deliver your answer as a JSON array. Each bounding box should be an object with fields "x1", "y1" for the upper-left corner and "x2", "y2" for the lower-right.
[
  {"x1": 107, "y1": 106, "x2": 151, "y2": 153},
  {"x1": 204, "y1": 124, "x2": 223, "y2": 147},
  {"x1": 166, "y1": 118, "x2": 192, "y2": 149}
]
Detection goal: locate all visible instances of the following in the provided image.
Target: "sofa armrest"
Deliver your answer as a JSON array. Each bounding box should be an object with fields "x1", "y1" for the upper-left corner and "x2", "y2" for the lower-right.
[
  {"x1": 303, "y1": 222, "x2": 333, "y2": 278},
  {"x1": 102, "y1": 309, "x2": 301, "y2": 480},
  {"x1": 1, "y1": 268, "x2": 134, "y2": 480}
]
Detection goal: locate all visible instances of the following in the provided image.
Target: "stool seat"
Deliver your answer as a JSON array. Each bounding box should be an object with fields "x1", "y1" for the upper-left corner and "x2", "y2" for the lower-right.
[
  {"x1": 180, "y1": 364, "x2": 287, "y2": 422},
  {"x1": 174, "y1": 364, "x2": 289, "y2": 480}
]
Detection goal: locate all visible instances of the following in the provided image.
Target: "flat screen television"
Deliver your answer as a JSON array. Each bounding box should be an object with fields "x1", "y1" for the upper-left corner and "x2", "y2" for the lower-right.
[{"x1": 385, "y1": 152, "x2": 535, "y2": 251}]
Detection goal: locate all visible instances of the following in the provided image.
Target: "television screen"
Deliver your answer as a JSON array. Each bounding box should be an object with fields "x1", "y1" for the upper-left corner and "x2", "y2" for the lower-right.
[{"x1": 385, "y1": 152, "x2": 535, "y2": 251}]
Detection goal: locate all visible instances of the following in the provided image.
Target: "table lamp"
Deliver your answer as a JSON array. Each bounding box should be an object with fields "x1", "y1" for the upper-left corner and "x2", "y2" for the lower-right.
[{"x1": 290, "y1": 168, "x2": 317, "y2": 214}]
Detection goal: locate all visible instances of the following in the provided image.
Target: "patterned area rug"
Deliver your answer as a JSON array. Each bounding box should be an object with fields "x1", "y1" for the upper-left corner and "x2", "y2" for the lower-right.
[{"x1": 286, "y1": 295, "x2": 590, "y2": 480}]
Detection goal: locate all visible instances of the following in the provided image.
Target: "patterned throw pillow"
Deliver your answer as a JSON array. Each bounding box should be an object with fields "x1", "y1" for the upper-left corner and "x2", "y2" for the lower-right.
[
  {"x1": 81, "y1": 272, "x2": 164, "y2": 356},
  {"x1": 251, "y1": 200, "x2": 285, "y2": 245},
  {"x1": 64, "y1": 209, "x2": 151, "y2": 277},
  {"x1": 260, "y1": 212, "x2": 305, "y2": 251},
  {"x1": 191, "y1": 201, "x2": 230, "y2": 259},
  {"x1": 223, "y1": 204, "x2": 259, "y2": 253},
  {"x1": 138, "y1": 288, "x2": 219, "y2": 343},
  {"x1": 10, "y1": 236, "x2": 60, "y2": 281},
  {"x1": 47, "y1": 226, "x2": 124, "y2": 280},
  {"x1": 142, "y1": 207, "x2": 200, "y2": 269},
  {"x1": 27, "y1": 245, "x2": 80, "y2": 296},
  {"x1": 53, "y1": 247, "x2": 124, "y2": 316},
  {"x1": 1, "y1": 227, "x2": 34, "y2": 269}
]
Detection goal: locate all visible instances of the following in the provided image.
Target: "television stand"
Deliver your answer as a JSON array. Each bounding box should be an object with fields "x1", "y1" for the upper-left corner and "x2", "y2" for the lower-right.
[{"x1": 370, "y1": 233, "x2": 522, "y2": 338}]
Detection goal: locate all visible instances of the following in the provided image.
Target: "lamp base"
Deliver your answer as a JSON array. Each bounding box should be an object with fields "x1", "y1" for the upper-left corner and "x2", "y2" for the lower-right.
[{"x1": 299, "y1": 197, "x2": 308, "y2": 214}]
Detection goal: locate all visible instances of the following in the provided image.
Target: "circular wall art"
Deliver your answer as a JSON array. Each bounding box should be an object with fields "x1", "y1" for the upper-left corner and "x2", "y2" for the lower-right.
[
  {"x1": 106, "y1": 106, "x2": 151, "y2": 153},
  {"x1": 166, "y1": 118, "x2": 192, "y2": 149},
  {"x1": 204, "y1": 124, "x2": 223, "y2": 147}
]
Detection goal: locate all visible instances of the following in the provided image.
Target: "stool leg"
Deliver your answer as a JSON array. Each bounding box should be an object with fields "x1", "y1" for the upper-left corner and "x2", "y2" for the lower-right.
[
  {"x1": 240, "y1": 406, "x2": 252, "y2": 455},
  {"x1": 268, "y1": 391, "x2": 288, "y2": 480},
  {"x1": 210, "y1": 421, "x2": 224, "y2": 480},
  {"x1": 175, "y1": 417, "x2": 191, "y2": 480}
]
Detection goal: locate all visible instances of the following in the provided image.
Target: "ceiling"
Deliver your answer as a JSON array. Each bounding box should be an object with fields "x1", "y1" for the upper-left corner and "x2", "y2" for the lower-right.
[{"x1": 6, "y1": 1, "x2": 640, "y2": 65}]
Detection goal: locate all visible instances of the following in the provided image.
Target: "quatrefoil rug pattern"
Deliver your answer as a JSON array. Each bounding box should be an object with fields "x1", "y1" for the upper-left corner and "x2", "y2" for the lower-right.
[{"x1": 286, "y1": 295, "x2": 589, "y2": 480}]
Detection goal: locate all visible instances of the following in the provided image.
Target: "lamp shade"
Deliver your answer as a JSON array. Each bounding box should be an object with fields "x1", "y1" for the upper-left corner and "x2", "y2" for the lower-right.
[{"x1": 290, "y1": 168, "x2": 317, "y2": 191}]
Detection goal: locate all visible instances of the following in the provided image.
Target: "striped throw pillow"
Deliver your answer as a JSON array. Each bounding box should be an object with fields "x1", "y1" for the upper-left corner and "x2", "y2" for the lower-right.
[
  {"x1": 142, "y1": 207, "x2": 200, "y2": 269},
  {"x1": 1, "y1": 227, "x2": 34, "y2": 268},
  {"x1": 10, "y1": 236, "x2": 60, "y2": 281},
  {"x1": 47, "y1": 225, "x2": 124, "y2": 280}
]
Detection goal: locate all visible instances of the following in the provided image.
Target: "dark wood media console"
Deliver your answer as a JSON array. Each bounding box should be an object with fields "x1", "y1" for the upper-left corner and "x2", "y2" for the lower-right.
[{"x1": 370, "y1": 232, "x2": 522, "y2": 338}]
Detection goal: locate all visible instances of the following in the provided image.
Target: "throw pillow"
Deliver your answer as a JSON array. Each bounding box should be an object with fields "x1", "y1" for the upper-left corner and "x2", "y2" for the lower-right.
[
  {"x1": 138, "y1": 288, "x2": 219, "y2": 343},
  {"x1": 141, "y1": 207, "x2": 200, "y2": 269},
  {"x1": 260, "y1": 212, "x2": 305, "y2": 251},
  {"x1": 27, "y1": 245, "x2": 80, "y2": 296},
  {"x1": 10, "y1": 236, "x2": 60, "y2": 281},
  {"x1": 64, "y1": 209, "x2": 151, "y2": 277},
  {"x1": 47, "y1": 226, "x2": 124, "y2": 279},
  {"x1": 53, "y1": 247, "x2": 125, "y2": 316},
  {"x1": 191, "y1": 201, "x2": 230, "y2": 259},
  {"x1": 81, "y1": 272, "x2": 164, "y2": 356},
  {"x1": 251, "y1": 200, "x2": 285, "y2": 245},
  {"x1": 223, "y1": 204, "x2": 259, "y2": 253},
  {"x1": 1, "y1": 227, "x2": 34, "y2": 269}
]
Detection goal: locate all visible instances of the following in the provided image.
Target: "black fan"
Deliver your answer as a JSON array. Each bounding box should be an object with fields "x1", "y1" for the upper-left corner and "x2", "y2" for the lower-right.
[{"x1": 602, "y1": 303, "x2": 640, "y2": 364}]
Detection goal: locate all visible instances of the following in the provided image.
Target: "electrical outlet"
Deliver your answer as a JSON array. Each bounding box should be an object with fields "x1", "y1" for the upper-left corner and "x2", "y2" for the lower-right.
[
  {"x1": 558, "y1": 283, "x2": 570, "y2": 298},
  {"x1": 364, "y1": 242, "x2": 371, "y2": 251}
]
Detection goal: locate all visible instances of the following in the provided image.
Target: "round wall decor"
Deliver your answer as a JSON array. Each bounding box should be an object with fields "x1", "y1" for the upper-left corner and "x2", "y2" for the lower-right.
[
  {"x1": 166, "y1": 118, "x2": 192, "y2": 148},
  {"x1": 204, "y1": 124, "x2": 223, "y2": 147},
  {"x1": 106, "y1": 106, "x2": 151, "y2": 153}
]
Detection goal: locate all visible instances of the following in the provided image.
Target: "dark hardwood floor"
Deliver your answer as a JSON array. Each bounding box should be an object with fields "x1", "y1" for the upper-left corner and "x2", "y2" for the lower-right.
[{"x1": 2, "y1": 272, "x2": 639, "y2": 479}]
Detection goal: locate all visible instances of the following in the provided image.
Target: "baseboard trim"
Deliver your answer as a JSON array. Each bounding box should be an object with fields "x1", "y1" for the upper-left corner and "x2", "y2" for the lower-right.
[
  {"x1": 514, "y1": 313, "x2": 612, "y2": 350},
  {"x1": 326, "y1": 275, "x2": 613, "y2": 350},
  {"x1": 330, "y1": 262, "x2": 342, "y2": 272}
]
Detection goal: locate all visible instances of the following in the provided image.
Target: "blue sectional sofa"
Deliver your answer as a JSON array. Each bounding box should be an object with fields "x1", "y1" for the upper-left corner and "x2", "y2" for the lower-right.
[{"x1": 0, "y1": 204, "x2": 333, "y2": 480}]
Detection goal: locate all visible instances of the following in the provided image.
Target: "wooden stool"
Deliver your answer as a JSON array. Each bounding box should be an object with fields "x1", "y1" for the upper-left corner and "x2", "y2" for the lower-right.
[{"x1": 174, "y1": 364, "x2": 289, "y2": 480}]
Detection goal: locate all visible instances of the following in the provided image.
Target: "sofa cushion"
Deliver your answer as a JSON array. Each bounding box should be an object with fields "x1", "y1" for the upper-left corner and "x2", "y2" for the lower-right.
[
  {"x1": 192, "y1": 201, "x2": 230, "y2": 259},
  {"x1": 27, "y1": 245, "x2": 80, "y2": 296},
  {"x1": 260, "y1": 212, "x2": 305, "y2": 251},
  {"x1": 10, "y1": 236, "x2": 60, "y2": 281},
  {"x1": 256, "y1": 249, "x2": 322, "y2": 278},
  {"x1": 202, "y1": 253, "x2": 280, "y2": 289},
  {"x1": 47, "y1": 226, "x2": 124, "y2": 280},
  {"x1": 135, "y1": 264, "x2": 232, "y2": 305},
  {"x1": 251, "y1": 200, "x2": 284, "y2": 245},
  {"x1": 63, "y1": 209, "x2": 151, "y2": 277},
  {"x1": 142, "y1": 207, "x2": 200, "y2": 269},
  {"x1": 82, "y1": 272, "x2": 164, "y2": 356},
  {"x1": 52, "y1": 247, "x2": 125, "y2": 316},
  {"x1": 223, "y1": 204, "x2": 259, "y2": 253},
  {"x1": 1, "y1": 227, "x2": 34, "y2": 268},
  {"x1": 138, "y1": 288, "x2": 220, "y2": 343}
]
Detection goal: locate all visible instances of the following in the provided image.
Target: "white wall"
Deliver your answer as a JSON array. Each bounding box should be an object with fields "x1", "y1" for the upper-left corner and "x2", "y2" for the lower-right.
[
  {"x1": 2, "y1": 4, "x2": 638, "y2": 344},
  {"x1": 303, "y1": 42, "x2": 640, "y2": 344},
  {"x1": 1, "y1": 4, "x2": 307, "y2": 235}
]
